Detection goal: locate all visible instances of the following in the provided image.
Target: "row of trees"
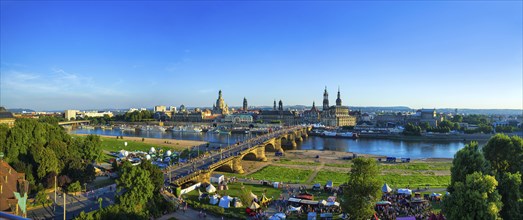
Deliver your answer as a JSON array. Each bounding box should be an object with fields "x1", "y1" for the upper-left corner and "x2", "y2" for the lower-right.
[
  {"x1": 113, "y1": 110, "x2": 154, "y2": 122},
  {"x1": 443, "y1": 134, "x2": 523, "y2": 219},
  {"x1": 0, "y1": 118, "x2": 102, "y2": 194},
  {"x1": 76, "y1": 160, "x2": 173, "y2": 219}
]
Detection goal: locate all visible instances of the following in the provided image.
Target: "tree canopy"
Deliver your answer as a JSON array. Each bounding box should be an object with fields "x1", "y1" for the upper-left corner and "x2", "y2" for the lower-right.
[
  {"x1": 116, "y1": 162, "x2": 154, "y2": 212},
  {"x1": 450, "y1": 142, "x2": 490, "y2": 187},
  {"x1": 341, "y1": 157, "x2": 381, "y2": 219}
]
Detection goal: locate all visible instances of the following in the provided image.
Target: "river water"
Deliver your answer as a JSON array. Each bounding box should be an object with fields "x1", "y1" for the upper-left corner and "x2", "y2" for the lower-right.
[{"x1": 69, "y1": 128, "x2": 465, "y2": 159}]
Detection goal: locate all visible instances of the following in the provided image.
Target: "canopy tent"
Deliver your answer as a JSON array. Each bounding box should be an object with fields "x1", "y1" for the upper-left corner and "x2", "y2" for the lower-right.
[
  {"x1": 260, "y1": 194, "x2": 272, "y2": 205},
  {"x1": 206, "y1": 184, "x2": 216, "y2": 193},
  {"x1": 219, "y1": 195, "x2": 232, "y2": 208},
  {"x1": 250, "y1": 192, "x2": 258, "y2": 200},
  {"x1": 312, "y1": 183, "x2": 321, "y2": 190},
  {"x1": 288, "y1": 206, "x2": 302, "y2": 212},
  {"x1": 288, "y1": 198, "x2": 301, "y2": 203},
  {"x1": 233, "y1": 198, "x2": 242, "y2": 208},
  {"x1": 319, "y1": 200, "x2": 327, "y2": 206},
  {"x1": 273, "y1": 182, "x2": 280, "y2": 188},
  {"x1": 249, "y1": 201, "x2": 260, "y2": 210},
  {"x1": 327, "y1": 196, "x2": 336, "y2": 203},
  {"x1": 325, "y1": 180, "x2": 333, "y2": 188},
  {"x1": 398, "y1": 188, "x2": 412, "y2": 195},
  {"x1": 210, "y1": 174, "x2": 224, "y2": 184},
  {"x1": 376, "y1": 201, "x2": 392, "y2": 206},
  {"x1": 209, "y1": 194, "x2": 220, "y2": 205},
  {"x1": 269, "y1": 213, "x2": 286, "y2": 220},
  {"x1": 326, "y1": 201, "x2": 340, "y2": 207},
  {"x1": 382, "y1": 183, "x2": 392, "y2": 193},
  {"x1": 307, "y1": 212, "x2": 317, "y2": 220}
]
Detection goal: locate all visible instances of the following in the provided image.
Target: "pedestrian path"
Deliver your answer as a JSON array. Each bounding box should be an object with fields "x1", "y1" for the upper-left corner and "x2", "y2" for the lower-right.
[{"x1": 306, "y1": 162, "x2": 324, "y2": 184}]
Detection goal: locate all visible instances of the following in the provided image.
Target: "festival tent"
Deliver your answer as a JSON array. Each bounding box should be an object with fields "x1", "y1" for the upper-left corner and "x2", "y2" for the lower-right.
[
  {"x1": 312, "y1": 183, "x2": 321, "y2": 190},
  {"x1": 206, "y1": 184, "x2": 217, "y2": 193},
  {"x1": 398, "y1": 188, "x2": 412, "y2": 195},
  {"x1": 260, "y1": 194, "x2": 272, "y2": 205},
  {"x1": 319, "y1": 200, "x2": 327, "y2": 206},
  {"x1": 327, "y1": 196, "x2": 336, "y2": 203},
  {"x1": 209, "y1": 194, "x2": 220, "y2": 205},
  {"x1": 250, "y1": 192, "x2": 258, "y2": 202},
  {"x1": 307, "y1": 212, "x2": 317, "y2": 220},
  {"x1": 249, "y1": 201, "x2": 260, "y2": 210},
  {"x1": 376, "y1": 201, "x2": 392, "y2": 206},
  {"x1": 382, "y1": 183, "x2": 392, "y2": 193},
  {"x1": 326, "y1": 201, "x2": 340, "y2": 207},
  {"x1": 269, "y1": 213, "x2": 286, "y2": 220},
  {"x1": 210, "y1": 174, "x2": 224, "y2": 184},
  {"x1": 288, "y1": 206, "x2": 302, "y2": 212},
  {"x1": 325, "y1": 180, "x2": 333, "y2": 189},
  {"x1": 233, "y1": 198, "x2": 243, "y2": 208},
  {"x1": 219, "y1": 195, "x2": 232, "y2": 208},
  {"x1": 273, "y1": 182, "x2": 280, "y2": 188}
]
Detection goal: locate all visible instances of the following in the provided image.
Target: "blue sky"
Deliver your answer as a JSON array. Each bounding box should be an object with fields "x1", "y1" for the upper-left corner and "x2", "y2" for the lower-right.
[{"x1": 1, "y1": 1, "x2": 522, "y2": 111}]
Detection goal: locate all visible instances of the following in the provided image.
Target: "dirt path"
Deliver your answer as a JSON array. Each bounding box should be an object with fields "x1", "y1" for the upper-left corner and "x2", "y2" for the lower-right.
[
  {"x1": 305, "y1": 162, "x2": 325, "y2": 184},
  {"x1": 75, "y1": 133, "x2": 206, "y2": 149}
]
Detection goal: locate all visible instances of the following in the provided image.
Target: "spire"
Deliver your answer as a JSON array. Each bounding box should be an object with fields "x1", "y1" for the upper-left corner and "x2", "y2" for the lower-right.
[
  {"x1": 219, "y1": 90, "x2": 222, "y2": 97},
  {"x1": 243, "y1": 97, "x2": 248, "y2": 111},
  {"x1": 336, "y1": 86, "x2": 342, "y2": 106},
  {"x1": 323, "y1": 86, "x2": 329, "y2": 111},
  {"x1": 278, "y1": 100, "x2": 283, "y2": 111},
  {"x1": 273, "y1": 100, "x2": 277, "y2": 110}
]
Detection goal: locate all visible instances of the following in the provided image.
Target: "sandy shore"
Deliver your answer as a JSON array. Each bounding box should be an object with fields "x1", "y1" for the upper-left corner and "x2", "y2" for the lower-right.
[
  {"x1": 75, "y1": 134, "x2": 206, "y2": 149},
  {"x1": 281, "y1": 150, "x2": 452, "y2": 162}
]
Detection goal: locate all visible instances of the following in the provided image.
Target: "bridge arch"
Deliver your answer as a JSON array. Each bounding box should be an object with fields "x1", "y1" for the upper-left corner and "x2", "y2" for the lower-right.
[
  {"x1": 242, "y1": 152, "x2": 258, "y2": 161},
  {"x1": 214, "y1": 163, "x2": 234, "y2": 173},
  {"x1": 265, "y1": 143, "x2": 277, "y2": 152}
]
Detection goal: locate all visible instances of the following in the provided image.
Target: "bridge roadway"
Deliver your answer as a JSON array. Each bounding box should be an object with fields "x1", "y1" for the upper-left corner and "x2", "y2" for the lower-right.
[{"x1": 164, "y1": 126, "x2": 306, "y2": 186}]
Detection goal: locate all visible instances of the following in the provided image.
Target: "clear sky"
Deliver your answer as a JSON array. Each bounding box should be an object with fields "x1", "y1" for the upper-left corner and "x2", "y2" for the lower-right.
[{"x1": 1, "y1": 1, "x2": 522, "y2": 111}]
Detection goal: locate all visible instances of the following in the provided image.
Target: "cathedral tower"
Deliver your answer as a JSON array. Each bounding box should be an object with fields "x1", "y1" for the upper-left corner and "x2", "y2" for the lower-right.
[{"x1": 323, "y1": 86, "x2": 329, "y2": 111}]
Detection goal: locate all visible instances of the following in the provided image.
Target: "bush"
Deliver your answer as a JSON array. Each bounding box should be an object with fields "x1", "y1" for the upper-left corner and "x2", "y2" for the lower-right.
[{"x1": 67, "y1": 181, "x2": 82, "y2": 193}]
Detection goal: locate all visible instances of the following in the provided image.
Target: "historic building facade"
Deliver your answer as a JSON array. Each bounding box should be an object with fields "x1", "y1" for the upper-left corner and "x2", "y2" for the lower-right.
[
  {"x1": 303, "y1": 102, "x2": 321, "y2": 124},
  {"x1": 0, "y1": 107, "x2": 16, "y2": 128},
  {"x1": 258, "y1": 100, "x2": 299, "y2": 125},
  {"x1": 212, "y1": 90, "x2": 230, "y2": 115},
  {"x1": 320, "y1": 87, "x2": 356, "y2": 127}
]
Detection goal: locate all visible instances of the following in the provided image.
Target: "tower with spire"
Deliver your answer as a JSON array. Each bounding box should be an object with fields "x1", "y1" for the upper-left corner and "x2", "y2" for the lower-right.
[
  {"x1": 323, "y1": 86, "x2": 329, "y2": 111},
  {"x1": 213, "y1": 90, "x2": 229, "y2": 115},
  {"x1": 243, "y1": 97, "x2": 248, "y2": 111},
  {"x1": 336, "y1": 86, "x2": 342, "y2": 106},
  {"x1": 278, "y1": 100, "x2": 283, "y2": 111},
  {"x1": 273, "y1": 100, "x2": 277, "y2": 110}
]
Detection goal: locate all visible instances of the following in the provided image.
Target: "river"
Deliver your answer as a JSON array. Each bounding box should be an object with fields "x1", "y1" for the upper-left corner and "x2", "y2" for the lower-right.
[{"x1": 69, "y1": 128, "x2": 466, "y2": 159}]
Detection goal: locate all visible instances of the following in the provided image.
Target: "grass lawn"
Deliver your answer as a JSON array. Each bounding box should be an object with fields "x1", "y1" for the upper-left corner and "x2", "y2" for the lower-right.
[
  {"x1": 313, "y1": 171, "x2": 450, "y2": 189},
  {"x1": 379, "y1": 162, "x2": 452, "y2": 171},
  {"x1": 98, "y1": 136, "x2": 177, "y2": 152},
  {"x1": 277, "y1": 158, "x2": 319, "y2": 166},
  {"x1": 246, "y1": 166, "x2": 313, "y2": 184},
  {"x1": 324, "y1": 162, "x2": 353, "y2": 168}
]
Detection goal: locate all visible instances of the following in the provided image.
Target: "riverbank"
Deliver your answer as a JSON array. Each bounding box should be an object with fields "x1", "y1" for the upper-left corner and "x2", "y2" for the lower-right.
[{"x1": 73, "y1": 134, "x2": 206, "y2": 151}]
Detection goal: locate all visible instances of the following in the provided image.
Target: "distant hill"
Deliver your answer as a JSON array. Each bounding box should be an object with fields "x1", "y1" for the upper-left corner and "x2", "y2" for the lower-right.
[{"x1": 7, "y1": 108, "x2": 35, "y2": 113}]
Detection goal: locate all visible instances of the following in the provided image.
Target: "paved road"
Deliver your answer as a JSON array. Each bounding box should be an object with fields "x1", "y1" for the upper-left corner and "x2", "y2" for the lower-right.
[
  {"x1": 165, "y1": 126, "x2": 306, "y2": 184},
  {"x1": 27, "y1": 185, "x2": 116, "y2": 220}
]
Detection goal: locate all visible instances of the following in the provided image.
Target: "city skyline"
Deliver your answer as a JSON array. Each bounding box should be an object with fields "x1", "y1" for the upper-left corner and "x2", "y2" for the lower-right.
[{"x1": 1, "y1": 1, "x2": 522, "y2": 110}]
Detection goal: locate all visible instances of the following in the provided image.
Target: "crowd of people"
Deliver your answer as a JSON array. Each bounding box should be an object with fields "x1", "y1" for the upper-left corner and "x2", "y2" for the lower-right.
[{"x1": 376, "y1": 193, "x2": 440, "y2": 220}]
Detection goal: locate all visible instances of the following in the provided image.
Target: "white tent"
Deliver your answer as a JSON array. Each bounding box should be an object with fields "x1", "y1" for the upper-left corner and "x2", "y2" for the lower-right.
[
  {"x1": 398, "y1": 188, "x2": 412, "y2": 195},
  {"x1": 273, "y1": 182, "x2": 280, "y2": 188},
  {"x1": 288, "y1": 206, "x2": 301, "y2": 212},
  {"x1": 233, "y1": 198, "x2": 242, "y2": 208},
  {"x1": 219, "y1": 195, "x2": 232, "y2": 208},
  {"x1": 319, "y1": 200, "x2": 327, "y2": 206},
  {"x1": 307, "y1": 212, "x2": 317, "y2": 220},
  {"x1": 382, "y1": 183, "x2": 392, "y2": 193},
  {"x1": 249, "y1": 201, "x2": 260, "y2": 210},
  {"x1": 210, "y1": 174, "x2": 224, "y2": 184},
  {"x1": 206, "y1": 184, "x2": 217, "y2": 193},
  {"x1": 209, "y1": 194, "x2": 220, "y2": 205},
  {"x1": 326, "y1": 202, "x2": 340, "y2": 207},
  {"x1": 250, "y1": 192, "x2": 258, "y2": 201}
]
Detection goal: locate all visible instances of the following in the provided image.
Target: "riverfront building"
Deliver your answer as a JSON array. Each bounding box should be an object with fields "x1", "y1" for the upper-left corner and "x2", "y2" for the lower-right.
[
  {"x1": 212, "y1": 90, "x2": 230, "y2": 115},
  {"x1": 320, "y1": 87, "x2": 356, "y2": 127}
]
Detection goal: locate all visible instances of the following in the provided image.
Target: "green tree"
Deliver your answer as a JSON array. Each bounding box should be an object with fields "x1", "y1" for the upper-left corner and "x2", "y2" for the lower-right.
[
  {"x1": 139, "y1": 161, "x2": 164, "y2": 193},
  {"x1": 483, "y1": 134, "x2": 523, "y2": 174},
  {"x1": 498, "y1": 172, "x2": 522, "y2": 220},
  {"x1": 116, "y1": 162, "x2": 154, "y2": 212},
  {"x1": 33, "y1": 146, "x2": 59, "y2": 179},
  {"x1": 81, "y1": 135, "x2": 102, "y2": 163},
  {"x1": 34, "y1": 190, "x2": 49, "y2": 206},
  {"x1": 68, "y1": 181, "x2": 82, "y2": 193},
  {"x1": 443, "y1": 172, "x2": 502, "y2": 220},
  {"x1": 452, "y1": 115, "x2": 463, "y2": 123},
  {"x1": 341, "y1": 157, "x2": 381, "y2": 219},
  {"x1": 403, "y1": 123, "x2": 422, "y2": 136},
  {"x1": 450, "y1": 142, "x2": 490, "y2": 187},
  {"x1": 238, "y1": 184, "x2": 253, "y2": 207}
]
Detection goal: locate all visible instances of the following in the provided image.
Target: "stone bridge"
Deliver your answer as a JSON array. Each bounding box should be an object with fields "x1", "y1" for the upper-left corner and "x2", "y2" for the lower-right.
[{"x1": 167, "y1": 126, "x2": 310, "y2": 191}]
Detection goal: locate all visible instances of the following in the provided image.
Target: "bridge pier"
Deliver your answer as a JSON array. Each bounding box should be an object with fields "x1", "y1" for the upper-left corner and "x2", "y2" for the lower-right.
[{"x1": 233, "y1": 157, "x2": 244, "y2": 174}]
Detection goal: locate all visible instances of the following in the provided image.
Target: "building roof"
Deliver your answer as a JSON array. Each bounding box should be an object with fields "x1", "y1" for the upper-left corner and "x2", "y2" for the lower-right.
[{"x1": 0, "y1": 107, "x2": 15, "y2": 119}]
